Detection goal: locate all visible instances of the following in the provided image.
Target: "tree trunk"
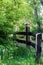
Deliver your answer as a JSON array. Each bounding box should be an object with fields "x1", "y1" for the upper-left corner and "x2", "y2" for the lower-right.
[{"x1": 33, "y1": 1, "x2": 41, "y2": 32}]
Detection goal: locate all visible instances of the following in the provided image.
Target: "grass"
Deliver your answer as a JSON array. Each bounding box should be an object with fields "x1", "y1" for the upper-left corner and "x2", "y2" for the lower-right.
[{"x1": 0, "y1": 43, "x2": 43, "y2": 65}]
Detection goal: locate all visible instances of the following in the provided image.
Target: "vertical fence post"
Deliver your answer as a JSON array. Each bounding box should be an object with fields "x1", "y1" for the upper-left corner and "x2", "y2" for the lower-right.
[
  {"x1": 26, "y1": 23, "x2": 30, "y2": 46},
  {"x1": 36, "y1": 33, "x2": 42, "y2": 63}
]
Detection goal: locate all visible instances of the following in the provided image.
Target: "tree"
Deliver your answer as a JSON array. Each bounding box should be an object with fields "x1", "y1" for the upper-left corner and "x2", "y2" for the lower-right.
[
  {"x1": 25, "y1": 0, "x2": 42, "y2": 32},
  {"x1": 40, "y1": 0, "x2": 43, "y2": 5}
]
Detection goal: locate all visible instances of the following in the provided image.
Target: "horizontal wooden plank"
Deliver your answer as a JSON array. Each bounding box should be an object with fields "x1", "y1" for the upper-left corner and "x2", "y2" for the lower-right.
[
  {"x1": 16, "y1": 39, "x2": 36, "y2": 48},
  {"x1": 16, "y1": 32, "x2": 36, "y2": 36}
]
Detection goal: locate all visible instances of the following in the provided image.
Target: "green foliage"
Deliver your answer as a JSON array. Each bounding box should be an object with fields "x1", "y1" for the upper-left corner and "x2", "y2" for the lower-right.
[
  {"x1": 0, "y1": 0, "x2": 43, "y2": 65},
  {"x1": 0, "y1": 0, "x2": 42, "y2": 33},
  {"x1": 0, "y1": 46, "x2": 43, "y2": 65}
]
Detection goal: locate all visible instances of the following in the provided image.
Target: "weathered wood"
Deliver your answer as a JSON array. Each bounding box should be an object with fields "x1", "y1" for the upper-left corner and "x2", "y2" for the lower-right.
[
  {"x1": 16, "y1": 39, "x2": 36, "y2": 48},
  {"x1": 35, "y1": 33, "x2": 42, "y2": 63},
  {"x1": 16, "y1": 32, "x2": 36, "y2": 36},
  {"x1": 26, "y1": 23, "x2": 30, "y2": 46}
]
